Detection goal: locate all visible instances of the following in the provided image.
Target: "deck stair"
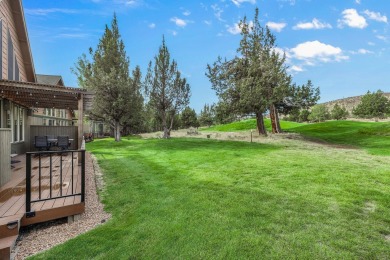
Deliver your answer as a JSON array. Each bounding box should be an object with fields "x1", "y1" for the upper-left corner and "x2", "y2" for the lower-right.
[{"x1": 0, "y1": 214, "x2": 23, "y2": 260}]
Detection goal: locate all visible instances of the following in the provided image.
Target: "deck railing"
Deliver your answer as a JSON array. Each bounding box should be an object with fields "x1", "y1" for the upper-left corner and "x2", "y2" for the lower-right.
[{"x1": 25, "y1": 149, "x2": 85, "y2": 215}]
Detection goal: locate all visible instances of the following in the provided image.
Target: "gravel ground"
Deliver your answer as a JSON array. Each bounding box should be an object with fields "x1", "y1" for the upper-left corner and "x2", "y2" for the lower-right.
[{"x1": 12, "y1": 152, "x2": 111, "y2": 260}]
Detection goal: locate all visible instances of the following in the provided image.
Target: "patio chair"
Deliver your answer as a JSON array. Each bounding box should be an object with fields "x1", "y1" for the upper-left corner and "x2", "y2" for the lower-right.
[
  {"x1": 46, "y1": 135, "x2": 56, "y2": 147},
  {"x1": 35, "y1": 136, "x2": 50, "y2": 151},
  {"x1": 57, "y1": 136, "x2": 70, "y2": 151}
]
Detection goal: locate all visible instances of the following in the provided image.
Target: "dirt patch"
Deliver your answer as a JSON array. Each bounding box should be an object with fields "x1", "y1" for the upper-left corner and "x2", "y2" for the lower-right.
[
  {"x1": 140, "y1": 129, "x2": 359, "y2": 151},
  {"x1": 363, "y1": 201, "x2": 377, "y2": 214}
]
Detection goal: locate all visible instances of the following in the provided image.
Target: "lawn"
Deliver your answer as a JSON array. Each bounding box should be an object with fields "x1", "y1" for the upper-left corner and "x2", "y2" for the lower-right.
[
  {"x1": 202, "y1": 118, "x2": 304, "y2": 132},
  {"x1": 31, "y1": 133, "x2": 390, "y2": 259},
  {"x1": 286, "y1": 121, "x2": 390, "y2": 156}
]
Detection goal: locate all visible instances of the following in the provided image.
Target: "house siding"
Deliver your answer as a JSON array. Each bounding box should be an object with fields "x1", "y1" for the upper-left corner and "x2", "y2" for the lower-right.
[{"x1": 0, "y1": 0, "x2": 27, "y2": 82}]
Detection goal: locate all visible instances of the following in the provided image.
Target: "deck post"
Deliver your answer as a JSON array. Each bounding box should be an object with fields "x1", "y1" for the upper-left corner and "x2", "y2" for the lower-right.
[
  {"x1": 81, "y1": 150, "x2": 86, "y2": 202},
  {"x1": 25, "y1": 153, "x2": 32, "y2": 213},
  {"x1": 78, "y1": 94, "x2": 84, "y2": 165}
]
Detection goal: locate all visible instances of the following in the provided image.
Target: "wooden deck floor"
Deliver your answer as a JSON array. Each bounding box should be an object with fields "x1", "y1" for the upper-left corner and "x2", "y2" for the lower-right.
[{"x1": 0, "y1": 153, "x2": 84, "y2": 225}]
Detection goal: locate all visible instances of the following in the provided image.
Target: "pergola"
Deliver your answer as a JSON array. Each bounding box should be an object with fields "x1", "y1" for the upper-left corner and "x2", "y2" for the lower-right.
[{"x1": 0, "y1": 79, "x2": 94, "y2": 149}]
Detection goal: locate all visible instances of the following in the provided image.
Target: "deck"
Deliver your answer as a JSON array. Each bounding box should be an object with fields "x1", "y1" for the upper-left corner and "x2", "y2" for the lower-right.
[{"x1": 0, "y1": 152, "x2": 85, "y2": 259}]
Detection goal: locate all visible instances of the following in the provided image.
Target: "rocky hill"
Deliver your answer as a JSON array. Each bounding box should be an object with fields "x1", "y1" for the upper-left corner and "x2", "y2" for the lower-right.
[{"x1": 322, "y1": 92, "x2": 390, "y2": 114}]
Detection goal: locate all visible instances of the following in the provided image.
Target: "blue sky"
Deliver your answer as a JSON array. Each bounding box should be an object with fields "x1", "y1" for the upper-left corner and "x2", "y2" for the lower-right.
[{"x1": 23, "y1": 0, "x2": 389, "y2": 112}]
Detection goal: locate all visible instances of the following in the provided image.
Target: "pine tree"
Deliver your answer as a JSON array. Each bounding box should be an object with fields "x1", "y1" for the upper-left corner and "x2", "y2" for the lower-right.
[
  {"x1": 207, "y1": 8, "x2": 292, "y2": 135},
  {"x1": 144, "y1": 37, "x2": 191, "y2": 138},
  {"x1": 180, "y1": 107, "x2": 199, "y2": 128},
  {"x1": 73, "y1": 14, "x2": 142, "y2": 141}
]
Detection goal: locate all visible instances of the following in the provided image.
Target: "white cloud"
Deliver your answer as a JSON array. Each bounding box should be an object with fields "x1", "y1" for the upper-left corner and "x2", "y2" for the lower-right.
[
  {"x1": 183, "y1": 10, "x2": 191, "y2": 16},
  {"x1": 149, "y1": 23, "x2": 156, "y2": 29},
  {"x1": 25, "y1": 8, "x2": 79, "y2": 16},
  {"x1": 266, "y1": 22, "x2": 287, "y2": 32},
  {"x1": 170, "y1": 17, "x2": 188, "y2": 27},
  {"x1": 227, "y1": 21, "x2": 253, "y2": 35},
  {"x1": 278, "y1": 0, "x2": 296, "y2": 6},
  {"x1": 355, "y1": 0, "x2": 361, "y2": 4},
  {"x1": 290, "y1": 40, "x2": 349, "y2": 63},
  {"x1": 368, "y1": 41, "x2": 375, "y2": 46},
  {"x1": 290, "y1": 65, "x2": 304, "y2": 73},
  {"x1": 227, "y1": 23, "x2": 242, "y2": 35},
  {"x1": 231, "y1": 0, "x2": 256, "y2": 7},
  {"x1": 211, "y1": 4, "x2": 225, "y2": 22},
  {"x1": 358, "y1": 48, "x2": 373, "y2": 54},
  {"x1": 338, "y1": 9, "x2": 367, "y2": 29},
  {"x1": 204, "y1": 20, "x2": 212, "y2": 26},
  {"x1": 293, "y1": 18, "x2": 332, "y2": 30},
  {"x1": 376, "y1": 35, "x2": 387, "y2": 41},
  {"x1": 363, "y1": 10, "x2": 388, "y2": 23}
]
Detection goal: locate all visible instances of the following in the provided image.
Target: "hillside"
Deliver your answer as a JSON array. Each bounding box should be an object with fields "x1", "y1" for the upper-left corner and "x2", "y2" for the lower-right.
[{"x1": 322, "y1": 92, "x2": 390, "y2": 113}]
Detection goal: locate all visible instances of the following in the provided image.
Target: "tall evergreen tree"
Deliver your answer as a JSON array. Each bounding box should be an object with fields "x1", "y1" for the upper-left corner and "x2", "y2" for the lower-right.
[
  {"x1": 199, "y1": 104, "x2": 215, "y2": 127},
  {"x1": 207, "y1": 8, "x2": 291, "y2": 135},
  {"x1": 73, "y1": 14, "x2": 142, "y2": 141},
  {"x1": 180, "y1": 107, "x2": 199, "y2": 128},
  {"x1": 144, "y1": 37, "x2": 191, "y2": 138}
]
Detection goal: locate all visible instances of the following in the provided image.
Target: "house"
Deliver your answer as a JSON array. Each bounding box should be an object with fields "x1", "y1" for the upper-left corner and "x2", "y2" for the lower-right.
[
  {"x1": 32, "y1": 75, "x2": 75, "y2": 127},
  {"x1": 0, "y1": 1, "x2": 93, "y2": 258}
]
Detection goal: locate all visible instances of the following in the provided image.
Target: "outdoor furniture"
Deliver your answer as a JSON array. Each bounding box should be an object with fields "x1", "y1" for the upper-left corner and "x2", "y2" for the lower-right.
[
  {"x1": 57, "y1": 136, "x2": 70, "y2": 150},
  {"x1": 47, "y1": 135, "x2": 56, "y2": 147},
  {"x1": 34, "y1": 136, "x2": 50, "y2": 151}
]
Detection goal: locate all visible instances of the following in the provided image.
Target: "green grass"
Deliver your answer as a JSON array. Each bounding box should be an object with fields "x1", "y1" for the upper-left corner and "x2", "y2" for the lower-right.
[
  {"x1": 31, "y1": 136, "x2": 390, "y2": 259},
  {"x1": 202, "y1": 118, "x2": 304, "y2": 132},
  {"x1": 287, "y1": 121, "x2": 390, "y2": 156}
]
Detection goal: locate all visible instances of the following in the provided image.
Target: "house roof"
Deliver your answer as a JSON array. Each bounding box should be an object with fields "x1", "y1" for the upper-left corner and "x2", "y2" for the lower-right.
[
  {"x1": 9, "y1": 0, "x2": 36, "y2": 82},
  {"x1": 36, "y1": 74, "x2": 65, "y2": 86},
  {"x1": 0, "y1": 80, "x2": 93, "y2": 111}
]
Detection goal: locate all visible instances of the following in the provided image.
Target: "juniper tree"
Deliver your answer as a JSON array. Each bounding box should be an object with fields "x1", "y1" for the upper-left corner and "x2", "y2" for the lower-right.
[
  {"x1": 180, "y1": 107, "x2": 199, "y2": 128},
  {"x1": 73, "y1": 14, "x2": 143, "y2": 141},
  {"x1": 144, "y1": 37, "x2": 191, "y2": 138},
  {"x1": 353, "y1": 90, "x2": 390, "y2": 120},
  {"x1": 207, "y1": 8, "x2": 291, "y2": 135},
  {"x1": 331, "y1": 103, "x2": 349, "y2": 120}
]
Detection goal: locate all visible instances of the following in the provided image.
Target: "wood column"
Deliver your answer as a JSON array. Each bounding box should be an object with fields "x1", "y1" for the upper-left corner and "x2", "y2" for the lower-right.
[
  {"x1": 0, "y1": 129, "x2": 11, "y2": 187},
  {"x1": 78, "y1": 94, "x2": 84, "y2": 150}
]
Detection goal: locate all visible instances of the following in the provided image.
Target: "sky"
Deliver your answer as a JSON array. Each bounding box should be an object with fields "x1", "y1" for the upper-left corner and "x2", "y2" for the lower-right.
[{"x1": 23, "y1": 0, "x2": 390, "y2": 112}]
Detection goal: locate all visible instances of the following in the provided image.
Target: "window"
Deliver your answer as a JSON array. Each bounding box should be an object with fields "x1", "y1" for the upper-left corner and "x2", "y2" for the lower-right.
[
  {"x1": 8, "y1": 30, "x2": 13, "y2": 80},
  {"x1": 11, "y1": 104, "x2": 24, "y2": 143},
  {"x1": 19, "y1": 108, "x2": 24, "y2": 141},
  {"x1": 15, "y1": 56, "x2": 19, "y2": 81},
  {"x1": 7, "y1": 29, "x2": 20, "y2": 81}
]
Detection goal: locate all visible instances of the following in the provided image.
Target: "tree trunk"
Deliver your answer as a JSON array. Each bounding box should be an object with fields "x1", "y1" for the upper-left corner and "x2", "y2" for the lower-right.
[
  {"x1": 114, "y1": 121, "x2": 121, "y2": 142},
  {"x1": 275, "y1": 107, "x2": 282, "y2": 133},
  {"x1": 255, "y1": 112, "x2": 267, "y2": 136},
  {"x1": 162, "y1": 113, "x2": 170, "y2": 139},
  {"x1": 269, "y1": 104, "x2": 282, "y2": 134}
]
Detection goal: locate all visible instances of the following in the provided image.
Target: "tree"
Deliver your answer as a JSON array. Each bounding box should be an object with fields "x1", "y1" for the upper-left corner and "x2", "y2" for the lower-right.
[
  {"x1": 331, "y1": 104, "x2": 349, "y2": 120},
  {"x1": 73, "y1": 14, "x2": 142, "y2": 141},
  {"x1": 180, "y1": 107, "x2": 199, "y2": 128},
  {"x1": 308, "y1": 104, "x2": 330, "y2": 122},
  {"x1": 207, "y1": 8, "x2": 292, "y2": 135},
  {"x1": 198, "y1": 104, "x2": 215, "y2": 127},
  {"x1": 352, "y1": 90, "x2": 390, "y2": 120},
  {"x1": 144, "y1": 37, "x2": 191, "y2": 138}
]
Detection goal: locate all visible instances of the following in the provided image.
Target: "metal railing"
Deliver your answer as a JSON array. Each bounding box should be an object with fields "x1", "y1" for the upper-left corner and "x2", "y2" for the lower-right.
[{"x1": 25, "y1": 149, "x2": 85, "y2": 215}]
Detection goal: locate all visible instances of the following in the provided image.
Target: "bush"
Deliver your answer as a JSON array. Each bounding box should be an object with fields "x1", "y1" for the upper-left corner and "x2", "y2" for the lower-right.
[
  {"x1": 331, "y1": 104, "x2": 349, "y2": 120},
  {"x1": 309, "y1": 104, "x2": 330, "y2": 122}
]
